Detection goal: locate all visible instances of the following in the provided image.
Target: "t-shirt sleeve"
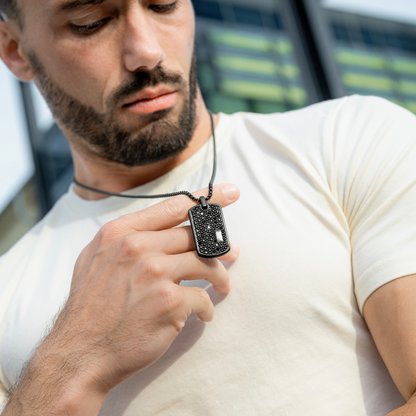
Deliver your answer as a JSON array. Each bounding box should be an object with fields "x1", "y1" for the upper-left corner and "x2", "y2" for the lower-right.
[{"x1": 328, "y1": 95, "x2": 416, "y2": 314}]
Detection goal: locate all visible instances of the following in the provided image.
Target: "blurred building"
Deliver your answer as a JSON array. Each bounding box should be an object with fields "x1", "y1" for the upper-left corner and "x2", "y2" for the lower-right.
[
  {"x1": 1, "y1": 0, "x2": 416, "y2": 254},
  {"x1": 193, "y1": 0, "x2": 319, "y2": 114},
  {"x1": 306, "y1": 0, "x2": 416, "y2": 112}
]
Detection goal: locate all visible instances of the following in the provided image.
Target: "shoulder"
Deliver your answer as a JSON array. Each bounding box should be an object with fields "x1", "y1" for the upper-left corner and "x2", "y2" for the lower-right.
[
  {"x1": 329, "y1": 94, "x2": 416, "y2": 132},
  {"x1": 222, "y1": 97, "x2": 353, "y2": 165},
  {"x1": 0, "y1": 193, "x2": 75, "y2": 302},
  {"x1": 228, "y1": 94, "x2": 414, "y2": 131},
  {"x1": 327, "y1": 95, "x2": 416, "y2": 162},
  {"x1": 228, "y1": 96, "x2": 348, "y2": 129},
  {"x1": 224, "y1": 96, "x2": 416, "y2": 195},
  {"x1": 223, "y1": 97, "x2": 351, "y2": 153}
]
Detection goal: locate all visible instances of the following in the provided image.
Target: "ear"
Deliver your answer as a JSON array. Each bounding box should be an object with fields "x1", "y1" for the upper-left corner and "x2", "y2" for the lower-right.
[{"x1": 0, "y1": 20, "x2": 34, "y2": 82}]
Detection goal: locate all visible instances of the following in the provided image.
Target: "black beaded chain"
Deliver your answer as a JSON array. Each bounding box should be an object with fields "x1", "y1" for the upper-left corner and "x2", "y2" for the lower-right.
[{"x1": 73, "y1": 110, "x2": 217, "y2": 204}]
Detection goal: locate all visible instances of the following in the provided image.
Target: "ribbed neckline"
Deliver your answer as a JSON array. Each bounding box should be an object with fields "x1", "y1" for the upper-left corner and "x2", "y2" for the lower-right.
[{"x1": 63, "y1": 112, "x2": 235, "y2": 216}]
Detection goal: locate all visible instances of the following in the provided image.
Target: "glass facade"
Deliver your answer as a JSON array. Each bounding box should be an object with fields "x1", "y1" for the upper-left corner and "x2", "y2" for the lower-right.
[
  {"x1": 194, "y1": 0, "x2": 310, "y2": 114},
  {"x1": 307, "y1": 2, "x2": 416, "y2": 114},
  {"x1": 333, "y1": 19, "x2": 416, "y2": 113}
]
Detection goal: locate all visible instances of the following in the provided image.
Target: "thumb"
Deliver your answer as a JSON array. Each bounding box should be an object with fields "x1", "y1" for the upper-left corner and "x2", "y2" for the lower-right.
[{"x1": 118, "y1": 183, "x2": 240, "y2": 232}]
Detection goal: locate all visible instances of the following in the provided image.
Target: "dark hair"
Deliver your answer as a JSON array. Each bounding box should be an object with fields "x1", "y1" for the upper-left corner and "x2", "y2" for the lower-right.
[{"x1": 0, "y1": 0, "x2": 22, "y2": 25}]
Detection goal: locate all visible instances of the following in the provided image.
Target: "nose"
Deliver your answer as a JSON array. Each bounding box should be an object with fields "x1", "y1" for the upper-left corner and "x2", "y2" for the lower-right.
[{"x1": 121, "y1": 7, "x2": 166, "y2": 73}]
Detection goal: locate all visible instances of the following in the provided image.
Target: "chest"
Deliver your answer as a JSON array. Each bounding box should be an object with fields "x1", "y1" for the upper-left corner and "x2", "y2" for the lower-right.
[
  {"x1": 0, "y1": 155, "x2": 358, "y2": 416},
  {"x1": 1, "y1": 169, "x2": 352, "y2": 379}
]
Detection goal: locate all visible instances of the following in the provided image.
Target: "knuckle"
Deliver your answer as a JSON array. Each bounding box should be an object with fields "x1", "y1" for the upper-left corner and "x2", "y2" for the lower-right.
[
  {"x1": 121, "y1": 235, "x2": 144, "y2": 257},
  {"x1": 141, "y1": 257, "x2": 166, "y2": 279},
  {"x1": 157, "y1": 285, "x2": 182, "y2": 314},
  {"x1": 195, "y1": 288, "x2": 211, "y2": 305},
  {"x1": 97, "y1": 221, "x2": 117, "y2": 242},
  {"x1": 171, "y1": 319, "x2": 186, "y2": 334}
]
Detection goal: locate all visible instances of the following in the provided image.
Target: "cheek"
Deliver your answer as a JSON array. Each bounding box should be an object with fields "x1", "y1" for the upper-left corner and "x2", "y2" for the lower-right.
[
  {"x1": 29, "y1": 28, "x2": 120, "y2": 114},
  {"x1": 54, "y1": 39, "x2": 119, "y2": 109},
  {"x1": 160, "y1": 7, "x2": 196, "y2": 75}
]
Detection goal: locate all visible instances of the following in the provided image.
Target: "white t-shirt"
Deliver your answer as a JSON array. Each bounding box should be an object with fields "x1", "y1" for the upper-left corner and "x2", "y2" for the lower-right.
[{"x1": 1, "y1": 95, "x2": 416, "y2": 415}]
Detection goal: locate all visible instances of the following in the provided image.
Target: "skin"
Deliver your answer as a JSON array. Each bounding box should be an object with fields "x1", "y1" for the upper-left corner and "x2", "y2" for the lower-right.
[
  {"x1": 0, "y1": 0, "x2": 416, "y2": 415},
  {"x1": 363, "y1": 274, "x2": 416, "y2": 406}
]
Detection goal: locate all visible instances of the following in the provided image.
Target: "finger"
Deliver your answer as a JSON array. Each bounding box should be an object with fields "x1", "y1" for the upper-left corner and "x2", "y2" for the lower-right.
[
  {"x1": 156, "y1": 226, "x2": 195, "y2": 255},
  {"x1": 179, "y1": 286, "x2": 215, "y2": 322},
  {"x1": 151, "y1": 227, "x2": 239, "y2": 259},
  {"x1": 217, "y1": 243, "x2": 240, "y2": 262},
  {"x1": 118, "y1": 183, "x2": 240, "y2": 233},
  {"x1": 168, "y1": 251, "x2": 232, "y2": 293}
]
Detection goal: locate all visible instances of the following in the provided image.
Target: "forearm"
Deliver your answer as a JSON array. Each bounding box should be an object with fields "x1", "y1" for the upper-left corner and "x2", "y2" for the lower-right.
[{"x1": 1, "y1": 336, "x2": 106, "y2": 416}]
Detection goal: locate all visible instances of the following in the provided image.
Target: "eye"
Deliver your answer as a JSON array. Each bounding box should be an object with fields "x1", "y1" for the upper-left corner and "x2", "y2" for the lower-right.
[
  {"x1": 70, "y1": 18, "x2": 110, "y2": 35},
  {"x1": 149, "y1": 1, "x2": 178, "y2": 13}
]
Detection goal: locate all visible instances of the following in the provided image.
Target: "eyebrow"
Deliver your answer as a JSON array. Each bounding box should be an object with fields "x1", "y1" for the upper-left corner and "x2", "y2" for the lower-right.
[{"x1": 57, "y1": 0, "x2": 106, "y2": 13}]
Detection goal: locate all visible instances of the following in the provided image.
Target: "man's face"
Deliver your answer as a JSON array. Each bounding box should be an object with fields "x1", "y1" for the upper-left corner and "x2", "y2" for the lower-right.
[{"x1": 20, "y1": 0, "x2": 198, "y2": 166}]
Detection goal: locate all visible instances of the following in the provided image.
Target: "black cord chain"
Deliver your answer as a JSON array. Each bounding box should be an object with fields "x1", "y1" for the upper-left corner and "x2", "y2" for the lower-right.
[{"x1": 73, "y1": 110, "x2": 217, "y2": 204}]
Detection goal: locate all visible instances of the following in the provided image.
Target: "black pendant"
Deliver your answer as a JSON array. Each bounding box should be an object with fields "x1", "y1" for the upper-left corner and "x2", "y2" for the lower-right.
[{"x1": 188, "y1": 197, "x2": 231, "y2": 258}]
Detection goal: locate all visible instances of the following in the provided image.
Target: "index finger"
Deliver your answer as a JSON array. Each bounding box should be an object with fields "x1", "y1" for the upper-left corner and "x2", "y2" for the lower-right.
[{"x1": 118, "y1": 183, "x2": 240, "y2": 232}]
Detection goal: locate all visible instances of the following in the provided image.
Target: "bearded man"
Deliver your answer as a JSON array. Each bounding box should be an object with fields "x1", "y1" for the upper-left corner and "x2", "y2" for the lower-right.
[{"x1": 1, "y1": 1, "x2": 416, "y2": 415}]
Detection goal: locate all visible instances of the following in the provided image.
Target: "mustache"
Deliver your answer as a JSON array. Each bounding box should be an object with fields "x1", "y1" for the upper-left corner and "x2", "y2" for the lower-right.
[{"x1": 108, "y1": 66, "x2": 184, "y2": 107}]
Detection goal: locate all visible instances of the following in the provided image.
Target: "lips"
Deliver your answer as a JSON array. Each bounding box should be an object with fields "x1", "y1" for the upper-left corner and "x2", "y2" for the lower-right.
[
  {"x1": 123, "y1": 87, "x2": 176, "y2": 107},
  {"x1": 122, "y1": 87, "x2": 178, "y2": 115}
]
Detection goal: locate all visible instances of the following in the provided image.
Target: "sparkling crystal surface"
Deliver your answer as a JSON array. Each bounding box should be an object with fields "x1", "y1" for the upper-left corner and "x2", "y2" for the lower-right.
[{"x1": 188, "y1": 203, "x2": 231, "y2": 258}]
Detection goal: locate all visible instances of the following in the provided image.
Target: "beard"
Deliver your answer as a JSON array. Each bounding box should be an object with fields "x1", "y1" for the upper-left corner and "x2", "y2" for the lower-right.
[{"x1": 27, "y1": 50, "x2": 198, "y2": 167}]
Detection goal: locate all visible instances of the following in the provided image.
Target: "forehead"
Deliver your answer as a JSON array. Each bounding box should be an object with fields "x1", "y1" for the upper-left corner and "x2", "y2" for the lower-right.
[
  {"x1": 55, "y1": 0, "x2": 107, "y2": 12},
  {"x1": 20, "y1": 0, "x2": 111, "y2": 18}
]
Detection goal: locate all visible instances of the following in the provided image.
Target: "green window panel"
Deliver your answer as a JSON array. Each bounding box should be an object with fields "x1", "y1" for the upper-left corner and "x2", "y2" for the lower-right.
[
  {"x1": 336, "y1": 49, "x2": 387, "y2": 70},
  {"x1": 397, "y1": 80, "x2": 416, "y2": 96},
  {"x1": 281, "y1": 64, "x2": 300, "y2": 78},
  {"x1": 390, "y1": 59, "x2": 416, "y2": 76},
  {"x1": 286, "y1": 86, "x2": 308, "y2": 106},
  {"x1": 220, "y1": 79, "x2": 286, "y2": 101},
  {"x1": 207, "y1": 30, "x2": 294, "y2": 56},
  {"x1": 220, "y1": 79, "x2": 307, "y2": 105},
  {"x1": 214, "y1": 55, "x2": 300, "y2": 78},
  {"x1": 253, "y1": 101, "x2": 288, "y2": 113},
  {"x1": 207, "y1": 94, "x2": 251, "y2": 114},
  {"x1": 405, "y1": 102, "x2": 416, "y2": 114},
  {"x1": 342, "y1": 73, "x2": 394, "y2": 92},
  {"x1": 273, "y1": 39, "x2": 293, "y2": 55},
  {"x1": 214, "y1": 56, "x2": 277, "y2": 75},
  {"x1": 208, "y1": 31, "x2": 271, "y2": 52}
]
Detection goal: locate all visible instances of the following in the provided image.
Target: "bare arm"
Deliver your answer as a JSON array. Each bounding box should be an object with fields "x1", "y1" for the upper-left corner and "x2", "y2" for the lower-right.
[
  {"x1": 363, "y1": 273, "x2": 416, "y2": 415},
  {"x1": 1, "y1": 184, "x2": 240, "y2": 415}
]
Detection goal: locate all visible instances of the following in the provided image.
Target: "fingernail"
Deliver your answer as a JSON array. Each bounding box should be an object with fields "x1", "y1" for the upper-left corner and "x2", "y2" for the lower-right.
[{"x1": 222, "y1": 184, "x2": 239, "y2": 201}]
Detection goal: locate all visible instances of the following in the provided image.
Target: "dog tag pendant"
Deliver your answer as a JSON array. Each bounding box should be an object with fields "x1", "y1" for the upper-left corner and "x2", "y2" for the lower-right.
[{"x1": 188, "y1": 196, "x2": 231, "y2": 258}]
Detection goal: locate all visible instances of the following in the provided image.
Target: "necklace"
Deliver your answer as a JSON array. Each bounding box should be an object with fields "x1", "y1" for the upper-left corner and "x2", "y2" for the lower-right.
[{"x1": 73, "y1": 110, "x2": 231, "y2": 259}]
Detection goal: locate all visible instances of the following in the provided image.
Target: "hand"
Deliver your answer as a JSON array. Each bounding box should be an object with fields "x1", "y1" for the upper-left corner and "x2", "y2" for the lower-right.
[
  {"x1": 2, "y1": 184, "x2": 240, "y2": 415},
  {"x1": 66, "y1": 183, "x2": 239, "y2": 391}
]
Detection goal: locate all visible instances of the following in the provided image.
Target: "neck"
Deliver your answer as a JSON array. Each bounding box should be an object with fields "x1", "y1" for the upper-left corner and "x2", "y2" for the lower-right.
[{"x1": 68, "y1": 94, "x2": 218, "y2": 201}]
